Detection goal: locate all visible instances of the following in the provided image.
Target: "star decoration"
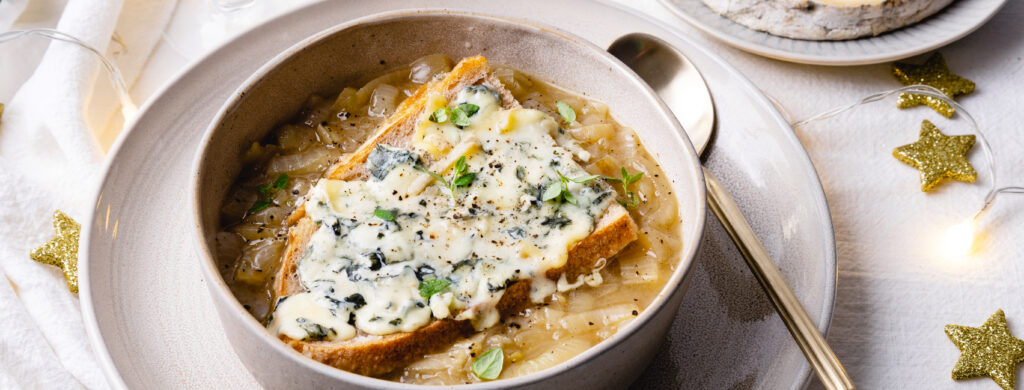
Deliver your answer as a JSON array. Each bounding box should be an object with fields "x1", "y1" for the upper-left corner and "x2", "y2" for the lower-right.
[
  {"x1": 30, "y1": 210, "x2": 81, "y2": 293},
  {"x1": 892, "y1": 53, "x2": 975, "y2": 118},
  {"x1": 893, "y1": 120, "x2": 976, "y2": 192},
  {"x1": 946, "y1": 309, "x2": 1024, "y2": 390}
]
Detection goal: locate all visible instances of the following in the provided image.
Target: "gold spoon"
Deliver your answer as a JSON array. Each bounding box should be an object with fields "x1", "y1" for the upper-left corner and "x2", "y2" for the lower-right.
[{"x1": 609, "y1": 33, "x2": 855, "y2": 390}]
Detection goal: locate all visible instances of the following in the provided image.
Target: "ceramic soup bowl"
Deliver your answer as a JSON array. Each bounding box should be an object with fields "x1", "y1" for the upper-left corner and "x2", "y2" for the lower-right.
[{"x1": 191, "y1": 10, "x2": 706, "y2": 389}]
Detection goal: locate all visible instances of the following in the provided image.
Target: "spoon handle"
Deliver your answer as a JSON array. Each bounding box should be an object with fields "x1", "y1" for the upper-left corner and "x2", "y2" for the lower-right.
[{"x1": 703, "y1": 167, "x2": 855, "y2": 390}]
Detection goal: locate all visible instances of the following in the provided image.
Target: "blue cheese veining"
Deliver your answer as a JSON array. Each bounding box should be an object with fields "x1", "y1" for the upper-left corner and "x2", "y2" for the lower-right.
[{"x1": 269, "y1": 85, "x2": 615, "y2": 342}]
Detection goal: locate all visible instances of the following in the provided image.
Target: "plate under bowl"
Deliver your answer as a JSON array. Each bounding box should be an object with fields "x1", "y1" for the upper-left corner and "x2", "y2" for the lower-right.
[{"x1": 80, "y1": 1, "x2": 836, "y2": 388}]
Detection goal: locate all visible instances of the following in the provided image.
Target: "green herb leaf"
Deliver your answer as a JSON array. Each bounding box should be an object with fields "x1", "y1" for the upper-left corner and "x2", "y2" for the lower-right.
[
  {"x1": 563, "y1": 190, "x2": 577, "y2": 205},
  {"x1": 452, "y1": 112, "x2": 469, "y2": 127},
  {"x1": 569, "y1": 174, "x2": 601, "y2": 183},
  {"x1": 471, "y1": 347, "x2": 504, "y2": 380},
  {"x1": 374, "y1": 207, "x2": 395, "y2": 222},
  {"x1": 600, "y1": 176, "x2": 622, "y2": 183},
  {"x1": 272, "y1": 173, "x2": 289, "y2": 189},
  {"x1": 248, "y1": 198, "x2": 272, "y2": 213},
  {"x1": 256, "y1": 174, "x2": 289, "y2": 204},
  {"x1": 543, "y1": 171, "x2": 588, "y2": 204},
  {"x1": 416, "y1": 165, "x2": 448, "y2": 185},
  {"x1": 556, "y1": 101, "x2": 576, "y2": 124},
  {"x1": 429, "y1": 107, "x2": 450, "y2": 123},
  {"x1": 445, "y1": 156, "x2": 475, "y2": 190},
  {"x1": 542, "y1": 182, "x2": 563, "y2": 201},
  {"x1": 417, "y1": 160, "x2": 474, "y2": 198},
  {"x1": 627, "y1": 172, "x2": 644, "y2": 184},
  {"x1": 458, "y1": 103, "x2": 480, "y2": 116},
  {"x1": 555, "y1": 170, "x2": 568, "y2": 182},
  {"x1": 453, "y1": 172, "x2": 475, "y2": 188},
  {"x1": 624, "y1": 194, "x2": 639, "y2": 207},
  {"x1": 607, "y1": 166, "x2": 645, "y2": 208},
  {"x1": 454, "y1": 156, "x2": 468, "y2": 174},
  {"x1": 451, "y1": 103, "x2": 480, "y2": 127},
  {"x1": 418, "y1": 279, "x2": 451, "y2": 299}
]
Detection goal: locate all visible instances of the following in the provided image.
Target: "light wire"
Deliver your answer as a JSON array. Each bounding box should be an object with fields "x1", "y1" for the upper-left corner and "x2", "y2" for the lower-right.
[
  {"x1": 974, "y1": 186, "x2": 1024, "y2": 223},
  {"x1": 0, "y1": 28, "x2": 137, "y2": 119},
  {"x1": 791, "y1": 84, "x2": 1018, "y2": 224}
]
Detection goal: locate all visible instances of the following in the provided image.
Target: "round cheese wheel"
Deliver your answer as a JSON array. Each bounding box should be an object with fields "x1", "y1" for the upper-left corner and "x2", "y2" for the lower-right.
[{"x1": 700, "y1": 0, "x2": 954, "y2": 40}]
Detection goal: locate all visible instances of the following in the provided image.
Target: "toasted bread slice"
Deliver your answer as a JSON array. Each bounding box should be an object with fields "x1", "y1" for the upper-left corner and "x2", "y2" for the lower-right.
[{"x1": 272, "y1": 56, "x2": 639, "y2": 376}]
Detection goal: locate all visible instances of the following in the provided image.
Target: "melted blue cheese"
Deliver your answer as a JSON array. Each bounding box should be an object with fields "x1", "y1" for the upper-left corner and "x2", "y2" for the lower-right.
[{"x1": 269, "y1": 85, "x2": 614, "y2": 342}]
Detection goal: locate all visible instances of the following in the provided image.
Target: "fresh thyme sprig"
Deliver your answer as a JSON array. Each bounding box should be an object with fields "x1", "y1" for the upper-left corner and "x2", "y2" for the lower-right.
[
  {"x1": 603, "y1": 167, "x2": 644, "y2": 207},
  {"x1": 542, "y1": 171, "x2": 601, "y2": 206},
  {"x1": 416, "y1": 156, "x2": 475, "y2": 198},
  {"x1": 429, "y1": 103, "x2": 480, "y2": 129},
  {"x1": 542, "y1": 167, "x2": 644, "y2": 208},
  {"x1": 249, "y1": 173, "x2": 289, "y2": 213}
]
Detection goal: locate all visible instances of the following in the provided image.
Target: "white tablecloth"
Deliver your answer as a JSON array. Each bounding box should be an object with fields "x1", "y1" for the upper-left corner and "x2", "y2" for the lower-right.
[{"x1": 2, "y1": 0, "x2": 1022, "y2": 388}]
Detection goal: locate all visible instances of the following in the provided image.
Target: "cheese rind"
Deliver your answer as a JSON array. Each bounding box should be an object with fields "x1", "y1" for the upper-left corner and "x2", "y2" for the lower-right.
[{"x1": 700, "y1": 0, "x2": 954, "y2": 40}]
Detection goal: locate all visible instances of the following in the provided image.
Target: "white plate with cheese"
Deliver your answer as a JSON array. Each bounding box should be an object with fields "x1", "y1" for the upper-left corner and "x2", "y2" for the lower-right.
[{"x1": 659, "y1": 0, "x2": 1008, "y2": 65}]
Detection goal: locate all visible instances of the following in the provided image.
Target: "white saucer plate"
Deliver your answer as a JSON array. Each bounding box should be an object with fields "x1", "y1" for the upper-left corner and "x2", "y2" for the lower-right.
[
  {"x1": 659, "y1": 0, "x2": 1008, "y2": 65},
  {"x1": 81, "y1": 0, "x2": 836, "y2": 388}
]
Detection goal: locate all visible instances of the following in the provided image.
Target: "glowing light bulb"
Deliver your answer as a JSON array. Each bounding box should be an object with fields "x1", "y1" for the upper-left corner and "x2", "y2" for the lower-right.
[{"x1": 940, "y1": 220, "x2": 976, "y2": 258}]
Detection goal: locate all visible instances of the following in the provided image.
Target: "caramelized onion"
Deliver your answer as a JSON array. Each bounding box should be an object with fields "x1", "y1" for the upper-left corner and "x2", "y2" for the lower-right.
[
  {"x1": 368, "y1": 83, "x2": 399, "y2": 118},
  {"x1": 409, "y1": 54, "x2": 453, "y2": 84},
  {"x1": 266, "y1": 147, "x2": 334, "y2": 175}
]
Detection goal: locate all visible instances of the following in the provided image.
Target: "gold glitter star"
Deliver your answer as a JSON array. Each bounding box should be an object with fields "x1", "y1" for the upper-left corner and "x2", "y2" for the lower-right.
[
  {"x1": 892, "y1": 53, "x2": 975, "y2": 118},
  {"x1": 30, "y1": 210, "x2": 81, "y2": 293},
  {"x1": 893, "y1": 120, "x2": 976, "y2": 192},
  {"x1": 946, "y1": 310, "x2": 1024, "y2": 390}
]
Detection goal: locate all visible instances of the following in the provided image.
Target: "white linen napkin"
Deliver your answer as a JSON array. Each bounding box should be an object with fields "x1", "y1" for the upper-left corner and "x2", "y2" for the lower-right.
[{"x1": 0, "y1": 0, "x2": 175, "y2": 388}]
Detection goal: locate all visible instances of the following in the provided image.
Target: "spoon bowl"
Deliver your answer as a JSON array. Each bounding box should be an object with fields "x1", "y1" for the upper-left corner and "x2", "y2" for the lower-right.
[
  {"x1": 609, "y1": 32, "x2": 856, "y2": 390},
  {"x1": 608, "y1": 33, "x2": 715, "y2": 154}
]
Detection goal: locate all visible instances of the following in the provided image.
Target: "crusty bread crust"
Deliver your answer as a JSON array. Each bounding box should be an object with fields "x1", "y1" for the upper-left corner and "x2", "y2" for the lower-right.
[
  {"x1": 549, "y1": 206, "x2": 636, "y2": 281},
  {"x1": 279, "y1": 279, "x2": 532, "y2": 377},
  {"x1": 325, "y1": 56, "x2": 519, "y2": 182},
  {"x1": 272, "y1": 56, "x2": 638, "y2": 376}
]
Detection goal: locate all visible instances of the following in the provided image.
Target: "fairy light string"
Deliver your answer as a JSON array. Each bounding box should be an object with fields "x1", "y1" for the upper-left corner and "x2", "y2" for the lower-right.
[
  {"x1": 0, "y1": 28, "x2": 138, "y2": 120},
  {"x1": 790, "y1": 84, "x2": 1021, "y2": 257}
]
